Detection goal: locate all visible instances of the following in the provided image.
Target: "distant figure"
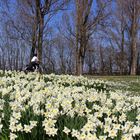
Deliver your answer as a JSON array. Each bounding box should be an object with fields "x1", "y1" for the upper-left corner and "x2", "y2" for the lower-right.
[{"x1": 31, "y1": 53, "x2": 39, "y2": 70}]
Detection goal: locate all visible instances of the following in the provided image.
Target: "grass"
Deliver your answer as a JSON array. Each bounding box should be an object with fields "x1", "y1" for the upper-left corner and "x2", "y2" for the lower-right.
[{"x1": 87, "y1": 75, "x2": 140, "y2": 95}]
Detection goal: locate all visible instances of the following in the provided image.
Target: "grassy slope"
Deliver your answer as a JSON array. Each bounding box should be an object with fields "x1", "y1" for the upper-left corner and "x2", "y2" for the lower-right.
[{"x1": 87, "y1": 76, "x2": 140, "y2": 95}]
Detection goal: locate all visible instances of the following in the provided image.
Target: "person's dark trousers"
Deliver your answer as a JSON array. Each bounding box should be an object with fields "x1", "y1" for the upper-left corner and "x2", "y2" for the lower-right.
[{"x1": 31, "y1": 62, "x2": 39, "y2": 70}]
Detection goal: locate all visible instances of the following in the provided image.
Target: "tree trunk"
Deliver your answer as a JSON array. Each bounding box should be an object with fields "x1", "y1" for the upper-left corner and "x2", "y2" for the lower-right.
[
  {"x1": 130, "y1": 37, "x2": 137, "y2": 75},
  {"x1": 15, "y1": 48, "x2": 19, "y2": 71},
  {"x1": 30, "y1": 24, "x2": 37, "y2": 60},
  {"x1": 137, "y1": 52, "x2": 140, "y2": 74},
  {"x1": 36, "y1": 0, "x2": 44, "y2": 63},
  {"x1": 37, "y1": 14, "x2": 44, "y2": 62},
  {"x1": 120, "y1": 29, "x2": 125, "y2": 75},
  {"x1": 77, "y1": 51, "x2": 82, "y2": 75},
  {"x1": 75, "y1": 32, "x2": 79, "y2": 75},
  {"x1": 130, "y1": 9, "x2": 137, "y2": 75},
  {"x1": 75, "y1": 47, "x2": 79, "y2": 75},
  {"x1": 99, "y1": 46, "x2": 105, "y2": 75},
  {"x1": 75, "y1": 0, "x2": 80, "y2": 75}
]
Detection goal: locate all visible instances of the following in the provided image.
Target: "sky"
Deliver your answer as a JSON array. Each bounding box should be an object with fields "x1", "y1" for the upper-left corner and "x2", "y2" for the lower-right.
[
  {"x1": 47, "y1": 0, "x2": 97, "y2": 36},
  {"x1": 0, "y1": 0, "x2": 98, "y2": 30}
]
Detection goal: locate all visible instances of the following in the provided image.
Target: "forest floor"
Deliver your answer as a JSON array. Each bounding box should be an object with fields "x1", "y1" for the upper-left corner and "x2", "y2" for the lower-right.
[{"x1": 87, "y1": 75, "x2": 140, "y2": 95}]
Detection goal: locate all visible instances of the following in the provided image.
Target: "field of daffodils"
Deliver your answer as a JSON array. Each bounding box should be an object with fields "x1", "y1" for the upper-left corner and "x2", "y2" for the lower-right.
[{"x1": 0, "y1": 71, "x2": 140, "y2": 140}]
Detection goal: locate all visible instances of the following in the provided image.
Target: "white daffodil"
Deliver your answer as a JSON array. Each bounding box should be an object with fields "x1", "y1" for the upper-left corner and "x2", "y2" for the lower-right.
[{"x1": 63, "y1": 126, "x2": 71, "y2": 135}]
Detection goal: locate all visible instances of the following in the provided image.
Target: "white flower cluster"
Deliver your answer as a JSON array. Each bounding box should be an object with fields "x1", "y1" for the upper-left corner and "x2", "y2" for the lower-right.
[{"x1": 0, "y1": 70, "x2": 140, "y2": 140}]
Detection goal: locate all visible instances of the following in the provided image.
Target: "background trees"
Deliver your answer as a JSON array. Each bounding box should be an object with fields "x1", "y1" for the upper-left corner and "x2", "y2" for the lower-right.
[{"x1": 0, "y1": 0, "x2": 140, "y2": 75}]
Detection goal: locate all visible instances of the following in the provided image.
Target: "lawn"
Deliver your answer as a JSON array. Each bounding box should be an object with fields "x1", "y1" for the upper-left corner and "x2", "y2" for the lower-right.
[{"x1": 87, "y1": 76, "x2": 140, "y2": 95}]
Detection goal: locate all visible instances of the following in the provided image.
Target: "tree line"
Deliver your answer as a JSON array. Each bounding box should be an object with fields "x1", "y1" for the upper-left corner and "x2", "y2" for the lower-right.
[{"x1": 0, "y1": 0, "x2": 140, "y2": 75}]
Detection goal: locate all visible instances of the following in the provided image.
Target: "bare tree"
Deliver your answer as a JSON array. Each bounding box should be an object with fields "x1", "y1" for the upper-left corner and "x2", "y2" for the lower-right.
[
  {"x1": 123, "y1": 0, "x2": 140, "y2": 75},
  {"x1": 34, "y1": 0, "x2": 69, "y2": 62},
  {"x1": 75, "y1": 0, "x2": 112, "y2": 75},
  {"x1": 103, "y1": 0, "x2": 128, "y2": 74}
]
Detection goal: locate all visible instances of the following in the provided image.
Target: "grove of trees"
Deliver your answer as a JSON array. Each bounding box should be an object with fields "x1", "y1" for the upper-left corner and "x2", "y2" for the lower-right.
[{"x1": 0, "y1": 0, "x2": 140, "y2": 75}]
